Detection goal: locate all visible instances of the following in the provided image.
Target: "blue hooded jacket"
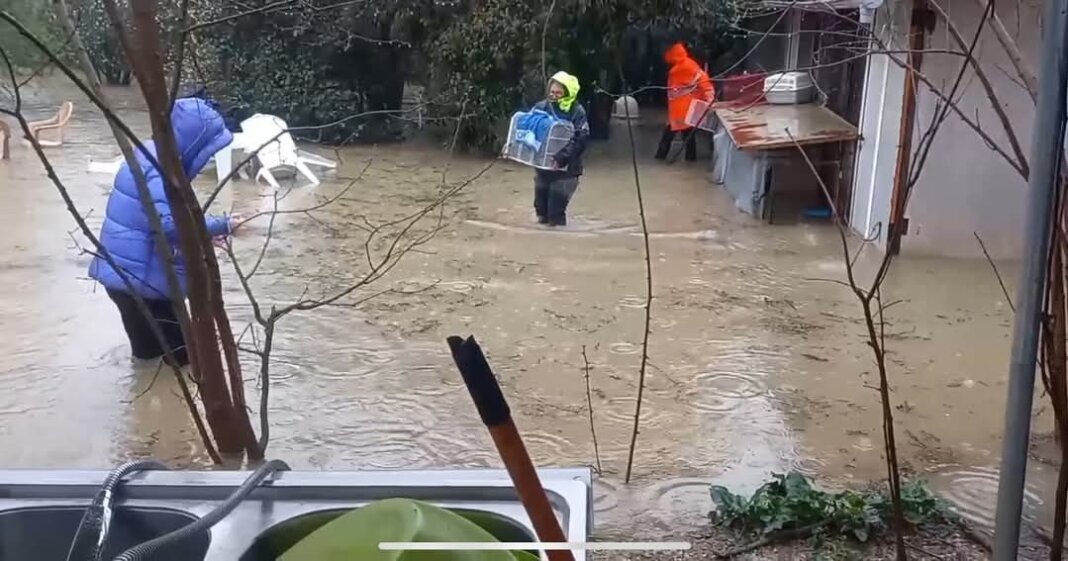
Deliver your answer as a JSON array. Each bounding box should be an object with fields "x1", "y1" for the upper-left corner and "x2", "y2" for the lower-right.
[{"x1": 88, "y1": 97, "x2": 234, "y2": 300}]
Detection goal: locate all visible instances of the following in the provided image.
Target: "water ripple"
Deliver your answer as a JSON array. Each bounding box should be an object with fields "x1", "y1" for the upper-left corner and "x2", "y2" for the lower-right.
[
  {"x1": 647, "y1": 478, "x2": 715, "y2": 531},
  {"x1": 683, "y1": 371, "x2": 769, "y2": 413},
  {"x1": 652, "y1": 317, "x2": 678, "y2": 330},
  {"x1": 439, "y1": 280, "x2": 480, "y2": 294},
  {"x1": 518, "y1": 431, "x2": 575, "y2": 465},
  {"x1": 308, "y1": 347, "x2": 396, "y2": 380},
  {"x1": 599, "y1": 396, "x2": 670, "y2": 427},
  {"x1": 930, "y1": 466, "x2": 1046, "y2": 529},
  {"x1": 617, "y1": 296, "x2": 648, "y2": 309},
  {"x1": 608, "y1": 342, "x2": 640, "y2": 355},
  {"x1": 593, "y1": 477, "x2": 620, "y2": 513},
  {"x1": 415, "y1": 431, "x2": 501, "y2": 468}
]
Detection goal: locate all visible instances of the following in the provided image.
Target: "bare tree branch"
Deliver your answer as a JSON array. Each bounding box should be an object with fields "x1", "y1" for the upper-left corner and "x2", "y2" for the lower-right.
[
  {"x1": 929, "y1": 0, "x2": 1030, "y2": 178},
  {"x1": 619, "y1": 66, "x2": 654, "y2": 485},
  {"x1": 974, "y1": 232, "x2": 1016, "y2": 312},
  {"x1": 970, "y1": 0, "x2": 1038, "y2": 103},
  {"x1": 582, "y1": 345, "x2": 602, "y2": 475},
  {"x1": 0, "y1": 47, "x2": 222, "y2": 464}
]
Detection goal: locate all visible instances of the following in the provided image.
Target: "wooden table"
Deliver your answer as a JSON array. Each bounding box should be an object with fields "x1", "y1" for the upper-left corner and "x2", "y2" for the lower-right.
[
  {"x1": 716, "y1": 102, "x2": 859, "y2": 150},
  {"x1": 712, "y1": 102, "x2": 859, "y2": 222}
]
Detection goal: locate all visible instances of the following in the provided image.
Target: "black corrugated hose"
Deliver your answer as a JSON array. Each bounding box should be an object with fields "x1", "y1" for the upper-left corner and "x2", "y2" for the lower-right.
[
  {"x1": 66, "y1": 460, "x2": 171, "y2": 561},
  {"x1": 111, "y1": 459, "x2": 291, "y2": 561}
]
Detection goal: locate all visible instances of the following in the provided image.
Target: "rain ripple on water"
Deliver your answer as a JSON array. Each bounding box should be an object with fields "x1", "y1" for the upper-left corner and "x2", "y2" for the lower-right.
[
  {"x1": 608, "y1": 342, "x2": 640, "y2": 355},
  {"x1": 599, "y1": 396, "x2": 671, "y2": 427},
  {"x1": 647, "y1": 478, "x2": 717, "y2": 532},
  {"x1": 592, "y1": 477, "x2": 621, "y2": 514},
  {"x1": 307, "y1": 347, "x2": 396, "y2": 381},
  {"x1": 683, "y1": 371, "x2": 769, "y2": 414},
  {"x1": 929, "y1": 465, "x2": 1047, "y2": 530},
  {"x1": 415, "y1": 431, "x2": 502, "y2": 468},
  {"x1": 439, "y1": 280, "x2": 480, "y2": 294},
  {"x1": 617, "y1": 296, "x2": 648, "y2": 309},
  {"x1": 517, "y1": 431, "x2": 576, "y2": 465}
]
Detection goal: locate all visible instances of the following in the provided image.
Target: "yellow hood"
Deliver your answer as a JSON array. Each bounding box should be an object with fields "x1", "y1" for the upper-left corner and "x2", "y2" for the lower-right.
[{"x1": 549, "y1": 71, "x2": 580, "y2": 112}]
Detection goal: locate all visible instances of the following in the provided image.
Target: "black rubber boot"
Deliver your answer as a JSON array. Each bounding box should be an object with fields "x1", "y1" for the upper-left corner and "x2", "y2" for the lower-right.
[{"x1": 547, "y1": 190, "x2": 569, "y2": 227}]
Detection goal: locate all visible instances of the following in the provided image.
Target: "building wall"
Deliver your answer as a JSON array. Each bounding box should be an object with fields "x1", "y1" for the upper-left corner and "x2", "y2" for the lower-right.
[
  {"x1": 897, "y1": 0, "x2": 1044, "y2": 259},
  {"x1": 850, "y1": 0, "x2": 913, "y2": 243}
]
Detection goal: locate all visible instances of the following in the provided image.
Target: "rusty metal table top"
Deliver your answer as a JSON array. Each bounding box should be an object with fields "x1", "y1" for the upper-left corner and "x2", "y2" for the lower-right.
[{"x1": 715, "y1": 102, "x2": 859, "y2": 151}]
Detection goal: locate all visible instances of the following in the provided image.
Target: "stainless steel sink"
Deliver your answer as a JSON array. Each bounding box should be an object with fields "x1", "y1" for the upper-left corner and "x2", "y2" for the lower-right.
[
  {"x1": 0, "y1": 505, "x2": 209, "y2": 561},
  {"x1": 0, "y1": 467, "x2": 593, "y2": 561}
]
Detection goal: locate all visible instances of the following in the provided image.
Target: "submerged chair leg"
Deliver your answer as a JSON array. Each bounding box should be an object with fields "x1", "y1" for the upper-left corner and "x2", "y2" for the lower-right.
[{"x1": 295, "y1": 159, "x2": 320, "y2": 185}]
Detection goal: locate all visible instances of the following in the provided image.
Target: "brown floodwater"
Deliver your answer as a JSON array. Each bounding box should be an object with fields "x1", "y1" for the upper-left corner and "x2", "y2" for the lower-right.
[{"x1": 0, "y1": 77, "x2": 1057, "y2": 541}]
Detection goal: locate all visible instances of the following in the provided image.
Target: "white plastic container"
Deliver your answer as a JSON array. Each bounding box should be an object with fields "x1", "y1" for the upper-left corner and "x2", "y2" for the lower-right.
[
  {"x1": 763, "y1": 72, "x2": 815, "y2": 104},
  {"x1": 612, "y1": 96, "x2": 640, "y2": 120},
  {"x1": 684, "y1": 99, "x2": 718, "y2": 131},
  {"x1": 501, "y1": 112, "x2": 575, "y2": 170}
]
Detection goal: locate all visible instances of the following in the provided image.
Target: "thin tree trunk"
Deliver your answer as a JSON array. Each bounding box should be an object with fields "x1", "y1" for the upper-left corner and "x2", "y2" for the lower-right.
[
  {"x1": 214, "y1": 299, "x2": 263, "y2": 459},
  {"x1": 50, "y1": 0, "x2": 222, "y2": 462},
  {"x1": 112, "y1": 0, "x2": 247, "y2": 454},
  {"x1": 863, "y1": 302, "x2": 908, "y2": 561},
  {"x1": 1049, "y1": 205, "x2": 1068, "y2": 561}
]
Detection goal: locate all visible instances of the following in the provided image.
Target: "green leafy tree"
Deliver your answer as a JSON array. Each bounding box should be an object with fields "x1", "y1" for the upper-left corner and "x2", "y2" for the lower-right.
[
  {"x1": 428, "y1": 0, "x2": 745, "y2": 152},
  {"x1": 0, "y1": 0, "x2": 66, "y2": 70},
  {"x1": 179, "y1": 0, "x2": 744, "y2": 149},
  {"x1": 199, "y1": 0, "x2": 454, "y2": 143}
]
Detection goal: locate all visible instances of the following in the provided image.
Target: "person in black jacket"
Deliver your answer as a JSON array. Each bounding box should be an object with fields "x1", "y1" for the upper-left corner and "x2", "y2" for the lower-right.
[{"x1": 531, "y1": 71, "x2": 590, "y2": 227}]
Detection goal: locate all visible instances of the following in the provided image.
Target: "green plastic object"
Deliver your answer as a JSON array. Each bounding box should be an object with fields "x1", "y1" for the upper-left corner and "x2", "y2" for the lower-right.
[{"x1": 279, "y1": 498, "x2": 542, "y2": 561}]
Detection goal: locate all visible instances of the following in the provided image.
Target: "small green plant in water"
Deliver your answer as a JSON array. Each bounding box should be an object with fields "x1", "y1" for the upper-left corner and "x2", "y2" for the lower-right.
[{"x1": 709, "y1": 471, "x2": 955, "y2": 544}]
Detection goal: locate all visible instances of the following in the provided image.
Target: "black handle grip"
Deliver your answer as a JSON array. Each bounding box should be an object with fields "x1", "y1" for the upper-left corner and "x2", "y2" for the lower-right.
[{"x1": 446, "y1": 335, "x2": 511, "y2": 427}]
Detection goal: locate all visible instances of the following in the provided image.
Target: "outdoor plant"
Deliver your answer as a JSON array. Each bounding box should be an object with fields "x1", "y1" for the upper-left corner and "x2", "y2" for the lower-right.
[{"x1": 709, "y1": 472, "x2": 956, "y2": 545}]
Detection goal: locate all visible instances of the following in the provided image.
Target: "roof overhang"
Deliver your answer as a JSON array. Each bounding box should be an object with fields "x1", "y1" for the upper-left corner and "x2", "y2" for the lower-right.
[{"x1": 760, "y1": 0, "x2": 886, "y2": 23}]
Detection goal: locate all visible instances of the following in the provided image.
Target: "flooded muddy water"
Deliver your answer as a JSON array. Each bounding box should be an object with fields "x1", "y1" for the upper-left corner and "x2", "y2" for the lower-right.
[{"x1": 0, "y1": 78, "x2": 1056, "y2": 540}]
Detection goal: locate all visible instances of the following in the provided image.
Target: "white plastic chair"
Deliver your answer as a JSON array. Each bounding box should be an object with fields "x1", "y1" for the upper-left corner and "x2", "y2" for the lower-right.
[
  {"x1": 88, "y1": 155, "x2": 123, "y2": 174},
  {"x1": 214, "y1": 131, "x2": 255, "y2": 186},
  {"x1": 26, "y1": 101, "x2": 73, "y2": 147},
  {"x1": 90, "y1": 144, "x2": 244, "y2": 186},
  {"x1": 238, "y1": 114, "x2": 336, "y2": 189}
]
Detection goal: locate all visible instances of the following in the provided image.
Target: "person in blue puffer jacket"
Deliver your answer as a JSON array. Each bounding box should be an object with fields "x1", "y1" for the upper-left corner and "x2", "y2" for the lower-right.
[{"x1": 89, "y1": 96, "x2": 237, "y2": 367}]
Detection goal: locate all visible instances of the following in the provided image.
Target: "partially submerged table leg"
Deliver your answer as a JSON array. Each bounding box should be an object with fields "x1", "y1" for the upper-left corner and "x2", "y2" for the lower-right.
[{"x1": 215, "y1": 146, "x2": 234, "y2": 186}]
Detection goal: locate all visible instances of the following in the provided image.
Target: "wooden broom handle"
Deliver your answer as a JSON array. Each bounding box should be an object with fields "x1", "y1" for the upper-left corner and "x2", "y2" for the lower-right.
[{"x1": 447, "y1": 335, "x2": 576, "y2": 561}]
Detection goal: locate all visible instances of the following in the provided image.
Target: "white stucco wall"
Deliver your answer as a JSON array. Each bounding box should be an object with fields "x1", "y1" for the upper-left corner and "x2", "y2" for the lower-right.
[
  {"x1": 849, "y1": 0, "x2": 1052, "y2": 260},
  {"x1": 900, "y1": 0, "x2": 1043, "y2": 259}
]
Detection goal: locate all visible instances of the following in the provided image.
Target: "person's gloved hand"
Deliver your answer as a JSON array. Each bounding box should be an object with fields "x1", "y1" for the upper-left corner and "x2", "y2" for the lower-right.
[
  {"x1": 228, "y1": 213, "x2": 245, "y2": 234},
  {"x1": 213, "y1": 213, "x2": 244, "y2": 248}
]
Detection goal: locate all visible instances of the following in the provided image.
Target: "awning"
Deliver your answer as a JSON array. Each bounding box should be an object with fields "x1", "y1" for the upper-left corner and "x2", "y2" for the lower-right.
[{"x1": 760, "y1": 0, "x2": 886, "y2": 23}]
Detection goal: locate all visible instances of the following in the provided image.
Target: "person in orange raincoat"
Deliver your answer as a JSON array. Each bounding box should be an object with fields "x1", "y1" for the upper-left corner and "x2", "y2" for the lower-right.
[{"x1": 655, "y1": 42, "x2": 715, "y2": 162}]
